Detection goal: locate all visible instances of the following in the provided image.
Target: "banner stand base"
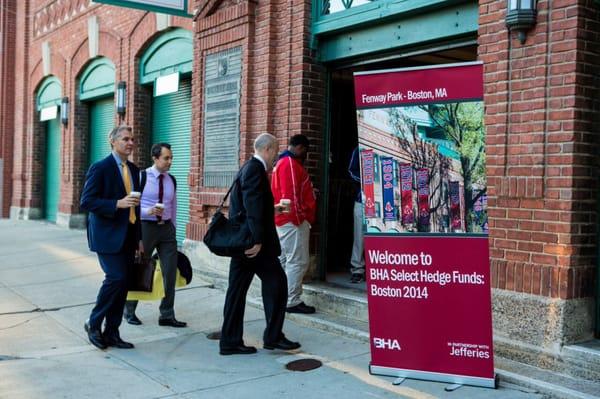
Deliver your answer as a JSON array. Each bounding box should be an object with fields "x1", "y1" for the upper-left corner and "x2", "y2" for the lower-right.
[
  {"x1": 444, "y1": 383, "x2": 463, "y2": 392},
  {"x1": 370, "y1": 364, "x2": 497, "y2": 389}
]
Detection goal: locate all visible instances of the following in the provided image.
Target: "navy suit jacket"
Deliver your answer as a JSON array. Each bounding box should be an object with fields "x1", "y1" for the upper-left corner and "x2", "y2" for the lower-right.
[
  {"x1": 229, "y1": 157, "x2": 281, "y2": 258},
  {"x1": 80, "y1": 154, "x2": 141, "y2": 254}
]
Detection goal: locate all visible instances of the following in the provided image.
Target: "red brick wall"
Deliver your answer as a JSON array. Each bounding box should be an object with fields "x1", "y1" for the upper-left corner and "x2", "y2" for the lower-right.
[
  {"x1": 0, "y1": 0, "x2": 16, "y2": 217},
  {"x1": 480, "y1": 0, "x2": 600, "y2": 299},
  {"x1": 188, "y1": 0, "x2": 326, "y2": 245},
  {"x1": 11, "y1": 0, "x2": 192, "y2": 215}
]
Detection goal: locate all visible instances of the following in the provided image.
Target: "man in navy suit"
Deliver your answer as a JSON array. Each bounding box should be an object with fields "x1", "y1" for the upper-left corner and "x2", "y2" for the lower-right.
[
  {"x1": 80, "y1": 125, "x2": 141, "y2": 350},
  {"x1": 219, "y1": 133, "x2": 301, "y2": 355}
]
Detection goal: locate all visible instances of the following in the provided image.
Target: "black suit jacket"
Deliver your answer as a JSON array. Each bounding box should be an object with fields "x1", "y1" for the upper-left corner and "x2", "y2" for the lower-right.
[
  {"x1": 229, "y1": 157, "x2": 281, "y2": 258},
  {"x1": 80, "y1": 154, "x2": 141, "y2": 253}
]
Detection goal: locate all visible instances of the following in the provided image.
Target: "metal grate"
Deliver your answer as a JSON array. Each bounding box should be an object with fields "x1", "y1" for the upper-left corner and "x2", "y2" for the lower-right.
[{"x1": 285, "y1": 359, "x2": 323, "y2": 372}]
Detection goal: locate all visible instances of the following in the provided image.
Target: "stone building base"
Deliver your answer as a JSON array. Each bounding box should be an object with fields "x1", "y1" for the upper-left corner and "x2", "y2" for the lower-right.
[
  {"x1": 56, "y1": 212, "x2": 86, "y2": 229},
  {"x1": 10, "y1": 206, "x2": 42, "y2": 220},
  {"x1": 492, "y1": 289, "x2": 596, "y2": 380}
]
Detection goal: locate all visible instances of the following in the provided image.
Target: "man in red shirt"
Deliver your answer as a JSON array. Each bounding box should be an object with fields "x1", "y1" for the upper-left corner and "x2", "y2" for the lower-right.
[{"x1": 271, "y1": 135, "x2": 317, "y2": 314}]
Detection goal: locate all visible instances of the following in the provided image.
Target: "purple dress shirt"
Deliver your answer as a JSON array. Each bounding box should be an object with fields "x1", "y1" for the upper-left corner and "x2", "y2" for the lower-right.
[{"x1": 140, "y1": 166, "x2": 177, "y2": 228}]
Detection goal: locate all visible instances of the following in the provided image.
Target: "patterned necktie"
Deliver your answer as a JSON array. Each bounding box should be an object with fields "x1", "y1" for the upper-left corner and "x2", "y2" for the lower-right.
[
  {"x1": 157, "y1": 174, "x2": 164, "y2": 222},
  {"x1": 121, "y1": 162, "x2": 136, "y2": 224}
]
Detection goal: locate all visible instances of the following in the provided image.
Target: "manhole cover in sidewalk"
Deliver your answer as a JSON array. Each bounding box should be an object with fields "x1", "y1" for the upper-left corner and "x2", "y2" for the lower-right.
[
  {"x1": 285, "y1": 359, "x2": 322, "y2": 372},
  {"x1": 206, "y1": 331, "x2": 221, "y2": 340}
]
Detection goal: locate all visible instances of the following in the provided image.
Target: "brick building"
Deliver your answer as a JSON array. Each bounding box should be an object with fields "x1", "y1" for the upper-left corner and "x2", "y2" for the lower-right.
[{"x1": 1, "y1": 0, "x2": 598, "y2": 382}]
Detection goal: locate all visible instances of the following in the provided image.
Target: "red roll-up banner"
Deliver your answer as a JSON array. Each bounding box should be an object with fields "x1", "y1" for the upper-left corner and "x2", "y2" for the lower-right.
[{"x1": 354, "y1": 62, "x2": 494, "y2": 388}]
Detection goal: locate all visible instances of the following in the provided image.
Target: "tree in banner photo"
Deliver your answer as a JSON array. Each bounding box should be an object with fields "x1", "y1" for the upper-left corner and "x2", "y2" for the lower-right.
[{"x1": 355, "y1": 97, "x2": 487, "y2": 234}]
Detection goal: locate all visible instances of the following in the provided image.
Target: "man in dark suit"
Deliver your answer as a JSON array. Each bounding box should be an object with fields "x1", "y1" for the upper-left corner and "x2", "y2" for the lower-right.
[
  {"x1": 80, "y1": 125, "x2": 141, "y2": 350},
  {"x1": 219, "y1": 133, "x2": 301, "y2": 355}
]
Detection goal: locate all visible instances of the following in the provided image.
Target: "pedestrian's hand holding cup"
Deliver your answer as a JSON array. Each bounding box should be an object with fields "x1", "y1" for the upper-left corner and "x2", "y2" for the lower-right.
[
  {"x1": 153, "y1": 203, "x2": 164, "y2": 216},
  {"x1": 279, "y1": 199, "x2": 291, "y2": 213},
  {"x1": 128, "y1": 191, "x2": 141, "y2": 206}
]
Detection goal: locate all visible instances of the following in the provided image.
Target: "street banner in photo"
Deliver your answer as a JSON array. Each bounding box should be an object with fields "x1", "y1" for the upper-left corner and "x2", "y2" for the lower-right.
[
  {"x1": 416, "y1": 168, "x2": 430, "y2": 228},
  {"x1": 361, "y1": 149, "x2": 376, "y2": 218},
  {"x1": 353, "y1": 62, "x2": 494, "y2": 388},
  {"x1": 400, "y1": 164, "x2": 414, "y2": 225},
  {"x1": 449, "y1": 181, "x2": 462, "y2": 231},
  {"x1": 381, "y1": 157, "x2": 396, "y2": 221}
]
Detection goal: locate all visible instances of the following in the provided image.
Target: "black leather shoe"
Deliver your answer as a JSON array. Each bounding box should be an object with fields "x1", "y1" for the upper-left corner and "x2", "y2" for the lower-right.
[
  {"x1": 104, "y1": 333, "x2": 135, "y2": 349},
  {"x1": 286, "y1": 302, "x2": 316, "y2": 314},
  {"x1": 219, "y1": 344, "x2": 257, "y2": 356},
  {"x1": 84, "y1": 321, "x2": 107, "y2": 350},
  {"x1": 158, "y1": 318, "x2": 187, "y2": 328},
  {"x1": 124, "y1": 314, "x2": 142, "y2": 325},
  {"x1": 264, "y1": 337, "x2": 301, "y2": 350}
]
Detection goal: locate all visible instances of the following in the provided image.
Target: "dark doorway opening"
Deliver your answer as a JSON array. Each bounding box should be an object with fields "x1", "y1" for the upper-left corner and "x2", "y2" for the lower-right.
[{"x1": 322, "y1": 45, "x2": 478, "y2": 288}]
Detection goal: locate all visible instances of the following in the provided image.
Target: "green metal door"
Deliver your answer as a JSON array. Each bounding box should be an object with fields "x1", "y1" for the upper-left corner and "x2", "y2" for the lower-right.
[
  {"x1": 151, "y1": 78, "x2": 192, "y2": 243},
  {"x1": 89, "y1": 97, "x2": 115, "y2": 165},
  {"x1": 44, "y1": 117, "x2": 61, "y2": 222}
]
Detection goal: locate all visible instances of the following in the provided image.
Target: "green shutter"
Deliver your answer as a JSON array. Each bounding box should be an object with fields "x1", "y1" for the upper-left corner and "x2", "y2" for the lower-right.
[
  {"x1": 152, "y1": 79, "x2": 192, "y2": 244},
  {"x1": 89, "y1": 98, "x2": 115, "y2": 165},
  {"x1": 44, "y1": 117, "x2": 61, "y2": 222}
]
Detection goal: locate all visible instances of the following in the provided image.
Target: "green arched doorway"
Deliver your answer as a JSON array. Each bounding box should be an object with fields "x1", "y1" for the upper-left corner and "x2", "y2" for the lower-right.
[
  {"x1": 36, "y1": 76, "x2": 63, "y2": 222},
  {"x1": 140, "y1": 29, "x2": 193, "y2": 244},
  {"x1": 80, "y1": 57, "x2": 116, "y2": 165}
]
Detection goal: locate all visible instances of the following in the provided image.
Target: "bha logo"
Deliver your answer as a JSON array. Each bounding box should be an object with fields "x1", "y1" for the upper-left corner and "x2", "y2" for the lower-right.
[{"x1": 373, "y1": 337, "x2": 401, "y2": 351}]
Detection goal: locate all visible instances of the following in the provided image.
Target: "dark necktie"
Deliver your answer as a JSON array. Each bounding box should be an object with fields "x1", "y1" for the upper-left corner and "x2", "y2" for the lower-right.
[{"x1": 157, "y1": 174, "x2": 164, "y2": 222}]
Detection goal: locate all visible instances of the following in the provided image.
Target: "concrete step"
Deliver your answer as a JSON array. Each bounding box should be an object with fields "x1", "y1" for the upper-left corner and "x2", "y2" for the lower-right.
[
  {"x1": 246, "y1": 296, "x2": 370, "y2": 343},
  {"x1": 561, "y1": 340, "x2": 600, "y2": 382},
  {"x1": 495, "y1": 357, "x2": 600, "y2": 399}
]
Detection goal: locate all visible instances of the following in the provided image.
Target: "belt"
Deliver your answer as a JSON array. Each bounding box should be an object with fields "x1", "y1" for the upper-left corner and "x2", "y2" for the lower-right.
[{"x1": 142, "y1": 219, "x2": 171, "y2": 225}]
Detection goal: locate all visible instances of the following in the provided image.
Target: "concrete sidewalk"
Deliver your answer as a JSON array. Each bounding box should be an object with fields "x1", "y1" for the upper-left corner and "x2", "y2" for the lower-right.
[{"x1": 0, "y1": 220, "x2": 543, "y2": 399}]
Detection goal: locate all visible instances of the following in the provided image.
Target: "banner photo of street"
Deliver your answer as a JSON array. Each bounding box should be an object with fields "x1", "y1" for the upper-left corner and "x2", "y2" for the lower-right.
[
  {"x1": 354, "y1": 66, "x2": 487, "y2": 235},
  {"x1": 354, "y1": 63, "x2": 495, "y2": 388}
]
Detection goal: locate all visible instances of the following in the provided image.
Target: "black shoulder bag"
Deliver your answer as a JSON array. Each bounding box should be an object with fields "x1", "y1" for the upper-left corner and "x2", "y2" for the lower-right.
[{"x1": 203, "y1": 175, "x2": 254, "y2": 257}]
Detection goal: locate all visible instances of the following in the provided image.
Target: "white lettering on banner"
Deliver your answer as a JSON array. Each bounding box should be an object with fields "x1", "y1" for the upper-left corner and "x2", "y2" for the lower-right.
[
  {"x1": 452, "y1": 271, "x2": 485, "y2": 284},
  {"x1": 370, "y1": 284, "x2": 429, "y2": 299},
  {"x1": 373, "y1": 337, "x2": 401, "y2": 351},
  {"x1": 435, "y1": 87, "x2": 448, "y2": 98},
  {"x1": 448, "y1": 342, "x2": 490, "y2": 359},
  {"x1": 407, "y1": 90, "x2": 434, "y2": 100},
  {"x1": 367, "y1": 250, "x2": 420, "y2": 266},
  {"x1": 362, "y1": 94, "x2": 387, "y2": 104}
]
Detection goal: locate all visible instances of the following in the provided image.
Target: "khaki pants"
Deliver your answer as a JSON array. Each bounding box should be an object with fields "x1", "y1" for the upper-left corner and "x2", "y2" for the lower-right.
[
  {"x1": 350, "y1": 201, "x2": 365, "y2": 275},
  {"x1": 277, "y1": 221, "x2": 310, "y2": 308}
]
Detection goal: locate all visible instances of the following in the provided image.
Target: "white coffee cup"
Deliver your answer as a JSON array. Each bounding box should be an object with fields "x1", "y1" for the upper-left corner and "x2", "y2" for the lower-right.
[
  {"x1": 129, "y1": 191, "x2": 141, "y2": 198},
  {"x1": 280, "y1": 198, "x2": 291, "y2": 213},
  {"x1": 155, "y1": 203, "x2": 164, "y2": 210}
]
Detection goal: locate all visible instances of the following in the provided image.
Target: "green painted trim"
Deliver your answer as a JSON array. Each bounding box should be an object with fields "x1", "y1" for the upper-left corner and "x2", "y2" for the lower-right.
[
  {"x1": 139, "y1": 29, "x2": 193, "y2": 84},
  {"x1": 92, "y1": 0, "x2": 192, "y2": 17},
  {"x1": 79, "y1": 58, "x2": 116, "y2": 101},
  {"x1": 36, "y1": 76, "x2": 62, "y2": 111},
  {"x1": 317, "y1": 1, "x2": 478, "y2": 62},
  {"x1": 318, "y1": 71, "x2": 332, "y2": 281},
  {"x1": 313, "y1": 0, "x2": 470, "y2": 35}
]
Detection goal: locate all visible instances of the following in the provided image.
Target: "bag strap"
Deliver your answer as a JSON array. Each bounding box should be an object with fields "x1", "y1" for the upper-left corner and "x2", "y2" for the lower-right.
[{"x1": 217, "y1": 173, "x2": 241, "y2": 212}]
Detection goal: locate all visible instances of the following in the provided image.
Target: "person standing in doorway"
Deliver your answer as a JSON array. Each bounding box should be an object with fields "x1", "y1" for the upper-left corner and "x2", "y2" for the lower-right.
[
  {"x1": 124, "y1": 143, "x2": 186, "y2": 328},
  {"x1": 349, "y1": 146, "x2": 366, "y2": 283},
  {"x1": 271, "y1": 134, "x2": 317, "y2": 314},
  {"x1": 80, "y1": 125, "x2": 140, "y2": 350},
  {"x1": 219, "y1": 133, "x2": 301, "y2": 355}
]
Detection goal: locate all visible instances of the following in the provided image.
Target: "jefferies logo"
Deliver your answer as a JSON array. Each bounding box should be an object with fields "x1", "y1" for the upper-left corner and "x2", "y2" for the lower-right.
[{"x1": 373, "y1": 337, "x2": 401, "y2": 351}]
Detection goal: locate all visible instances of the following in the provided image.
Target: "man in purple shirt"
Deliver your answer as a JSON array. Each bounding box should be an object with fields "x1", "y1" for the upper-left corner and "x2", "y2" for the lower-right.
[{"x1": 124, "y1": 143, "x2": 186, "y2": 328}]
